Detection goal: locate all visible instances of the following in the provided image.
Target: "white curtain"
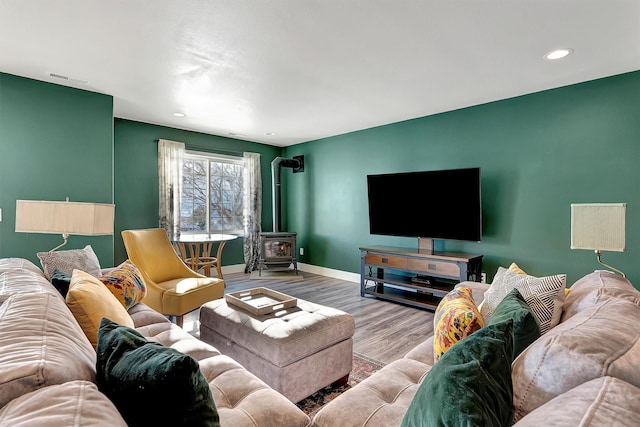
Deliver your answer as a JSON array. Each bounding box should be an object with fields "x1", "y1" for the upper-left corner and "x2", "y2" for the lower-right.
[
  {"x1": 243, "y1": 152, "x2": 262, "y2": 272},
  {"x1": 158, "y1": 139, "x2": 185, "y2": 238}
]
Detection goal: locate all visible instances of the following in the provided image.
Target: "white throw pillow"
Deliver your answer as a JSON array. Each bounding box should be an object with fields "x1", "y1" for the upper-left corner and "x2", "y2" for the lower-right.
[{"x1": 481, "y1": 267, "x2": 566, "y2": 334}]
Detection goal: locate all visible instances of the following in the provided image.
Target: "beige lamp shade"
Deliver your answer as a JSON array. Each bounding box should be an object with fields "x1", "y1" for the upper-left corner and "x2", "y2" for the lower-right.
[
  {"x1": 570, "y1": 203, "x2": 626, "y2": 252},
  {"x1": 15, "y1": 200, "x2": 115, "y2": 236}
]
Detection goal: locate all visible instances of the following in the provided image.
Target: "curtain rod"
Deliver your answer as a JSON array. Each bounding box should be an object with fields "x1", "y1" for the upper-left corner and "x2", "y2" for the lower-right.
[{"x1": 154, "y1": 139, "x2": 244, "y2": 157}]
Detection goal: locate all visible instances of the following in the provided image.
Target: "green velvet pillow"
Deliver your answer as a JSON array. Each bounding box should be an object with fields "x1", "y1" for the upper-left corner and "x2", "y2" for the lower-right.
[
  {"x1": 401, "y1": 320, "x2": 515, "y2": 427},
  {"x1": 96, "y1": 318, "x2": 220, "y2": 427},
  {"x1": 50, "y1": 268, "x2": 72, "y2": 297},
  {"x1": 488, "y1": 288, "x2": 541, "y2": 357}
]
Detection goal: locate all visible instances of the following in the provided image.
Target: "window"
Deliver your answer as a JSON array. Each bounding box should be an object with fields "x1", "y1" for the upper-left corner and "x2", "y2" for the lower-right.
[{"x1": 181, "y1": 152, "x2": 244, "y2": 235}]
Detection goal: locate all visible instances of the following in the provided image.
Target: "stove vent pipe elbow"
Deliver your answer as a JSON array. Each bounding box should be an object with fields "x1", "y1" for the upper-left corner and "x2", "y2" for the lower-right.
[{"x1": 271, "y1": 156, "x2": 304, "y2": 233}]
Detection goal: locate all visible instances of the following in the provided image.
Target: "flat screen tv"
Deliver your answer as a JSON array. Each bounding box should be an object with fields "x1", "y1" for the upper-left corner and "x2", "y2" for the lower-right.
[{"x1": 367, "y1": 167, "x2": 482, "y2": 243}]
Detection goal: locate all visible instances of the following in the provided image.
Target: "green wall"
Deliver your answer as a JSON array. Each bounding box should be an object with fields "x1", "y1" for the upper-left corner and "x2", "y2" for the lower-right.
[
  {"x1": 113, "y1": 119, "x2": 283, "y2": 265},
  {"x1": 2, "y1": 70, "x2": 639, "y2": 289},
  {"x1": 283, "y1": 71, "x2": 640, "y2": 288},
  {"x1": 0, "y1": 73, "x2": 114, "y2": 266}
]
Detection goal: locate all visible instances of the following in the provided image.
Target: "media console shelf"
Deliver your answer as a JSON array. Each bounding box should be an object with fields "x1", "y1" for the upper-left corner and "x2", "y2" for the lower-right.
[{"x1": 360, "y1": 245, "x2": 483, "y2": 311}]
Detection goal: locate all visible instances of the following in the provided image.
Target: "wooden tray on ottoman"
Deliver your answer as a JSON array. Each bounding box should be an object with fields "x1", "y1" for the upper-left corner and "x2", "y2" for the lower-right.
[{"x1": 224, "y1": 287, "x2": 297, "y2": 315}]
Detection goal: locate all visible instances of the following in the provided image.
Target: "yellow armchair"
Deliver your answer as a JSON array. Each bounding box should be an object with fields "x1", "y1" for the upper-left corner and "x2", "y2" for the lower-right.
[{"x1": 121, "y1": 228, "x2": 224, "y2": 327}]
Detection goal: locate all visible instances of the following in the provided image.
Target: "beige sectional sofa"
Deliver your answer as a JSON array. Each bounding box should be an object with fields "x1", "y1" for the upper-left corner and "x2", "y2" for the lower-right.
[
  {"x1": 312, "y1": 269, "x2": 640, "y2": 427},
  {"x1": 0, "y1": 258, "x2": 310, "y2": 426},
  {"x1": 4, "y1": 254, "x2": 640, "y2": 426}
]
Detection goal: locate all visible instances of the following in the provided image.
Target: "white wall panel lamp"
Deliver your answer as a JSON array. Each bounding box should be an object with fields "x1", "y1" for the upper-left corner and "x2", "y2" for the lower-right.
[
  {"x1": 15, "y1": 198, "x2": 115, "y2": 252},
  {"x1": 571, "y1": 203, "x2": 626, "y2": 277}
]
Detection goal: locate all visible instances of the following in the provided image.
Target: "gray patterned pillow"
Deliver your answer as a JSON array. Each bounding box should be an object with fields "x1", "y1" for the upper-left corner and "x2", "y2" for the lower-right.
[
  {"x1": 481, "y1": 267, "x2": 566, "y2": 334},
  {"x1": 37, "y1": 245, "x2": 101, "y2": 280}
]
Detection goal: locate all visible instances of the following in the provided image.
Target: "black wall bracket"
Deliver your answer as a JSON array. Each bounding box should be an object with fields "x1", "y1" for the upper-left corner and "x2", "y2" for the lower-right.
[{"x1": 293, "y1": 155, "x2": 304, "y2": 173}]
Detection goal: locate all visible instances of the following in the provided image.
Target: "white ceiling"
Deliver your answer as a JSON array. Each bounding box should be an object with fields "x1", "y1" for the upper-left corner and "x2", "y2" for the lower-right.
[{"x1": 1, "y1": 1, "x2": 639, "y2": 147}]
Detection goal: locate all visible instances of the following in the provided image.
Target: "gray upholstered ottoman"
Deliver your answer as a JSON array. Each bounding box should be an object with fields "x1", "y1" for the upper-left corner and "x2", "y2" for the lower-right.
[{"x1": 199, "y1": 294, "x2": 355, "y2": 403}]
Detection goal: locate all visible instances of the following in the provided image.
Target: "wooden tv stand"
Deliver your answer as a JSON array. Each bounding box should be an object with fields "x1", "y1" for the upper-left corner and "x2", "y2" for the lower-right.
[{"x1": 360, "y1": 245, "x2": 483, "y2": 311}]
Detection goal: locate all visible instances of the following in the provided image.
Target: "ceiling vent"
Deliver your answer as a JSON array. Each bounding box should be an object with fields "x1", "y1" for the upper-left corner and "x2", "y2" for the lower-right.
[{"x1": 46, "y1": 72, "x2": 88, "y2": 84}]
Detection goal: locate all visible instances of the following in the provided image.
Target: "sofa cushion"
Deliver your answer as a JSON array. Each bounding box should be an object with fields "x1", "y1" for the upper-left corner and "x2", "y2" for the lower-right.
[
  {"x1": 96, "y1": 318, "x2": 220, "y2": 427},
  {"x1": 513, "y1": 376, "x2": 640, "y2": 427},
  {"x1": 311, "y1": 357, "x2": 431, "y2": 427},
  {"x1": 0, "y1": 268, "x2": 61, "y2": 304},
  {"x1": 129, "y1": 303, "x2": 222, "y2": 362},
  {"x1": 0, "y1": 293, "x2": 96, "y2": 409},
  {"x1": 481, "y1": 266, "x2": 566, "y2": 334},
  {"x1": 66, "y1": 269, "x2": 134, "y2": 348},
  {"x1": 401, "y1": 320, "x2": 515, "y2": 427},
  {"x1": 37, "y1": 245, "x2": 102, "y2": 280},
  {"x1": 198, "y1": 354, "x2": 311, "y2": 427},
  {"x1": 0, "y1": 258, "x2": 45, "y2": 276},
  {"x1": 488, "y1": 288, "x2": 540, "y2": 358},
  {"x1": 512, "y1": 297, "x2": 640, "y2": 421},
  {"x1": 0, "y1": 380, "x2": 127, "y2": 426},
  {"x1": 128, "y1": 302, "x2": 222, "y2": 360},
  {"x1": 561, "y1": 270, "x2": 640, "y2": 321},
  {"x1": 128, "y1": 300, "x2": 173, "y2": 327},
  {"x1": 99, "y1": 260, "x2": 146, "y2": 309},
  {"x1": 433, "y1": 287, "x2": 484, "y2": 362}
]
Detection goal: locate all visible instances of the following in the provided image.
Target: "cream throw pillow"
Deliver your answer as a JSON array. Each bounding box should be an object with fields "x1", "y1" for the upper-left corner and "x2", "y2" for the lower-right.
[
  {"x1": 481, "y1": 267, "x2": 566, "y2": 334},
  {"x1": 66, "y1": 270, "x2": 134, "y2": 348},
  {"x1": 478, "y1": 262, "x2": 528, "y2": 312}
]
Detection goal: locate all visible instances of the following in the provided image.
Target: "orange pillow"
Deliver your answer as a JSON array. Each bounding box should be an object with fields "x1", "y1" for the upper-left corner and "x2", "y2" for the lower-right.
[{"x1": 66, "y1": 270, "x2": 134, "y2": 348}]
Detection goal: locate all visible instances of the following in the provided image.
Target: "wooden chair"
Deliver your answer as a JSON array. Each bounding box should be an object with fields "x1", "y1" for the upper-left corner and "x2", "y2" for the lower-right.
[
  {"x1": 121, "y1": 228, "x2": 224, "y2": 327},
  {"x1": 175, "y1": 240, "x2": 222, "y2": 278}
]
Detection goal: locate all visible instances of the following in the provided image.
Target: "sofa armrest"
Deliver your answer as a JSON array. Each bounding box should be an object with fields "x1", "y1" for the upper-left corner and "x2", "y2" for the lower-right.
[{"x1": 455, "y1": 281, "x2": 490, "y2": 305}]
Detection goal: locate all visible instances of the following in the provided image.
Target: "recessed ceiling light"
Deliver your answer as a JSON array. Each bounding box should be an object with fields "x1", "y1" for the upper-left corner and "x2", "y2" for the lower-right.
[
  {"x1": 544, "y1": 48, "x2": 573, "y2": 61},
  {"x1": 172, "y1": 112, "x2": 186, "y2": 117},
  {"x1": 265, "y1": 132, "x2": 275, "y2": 136}
]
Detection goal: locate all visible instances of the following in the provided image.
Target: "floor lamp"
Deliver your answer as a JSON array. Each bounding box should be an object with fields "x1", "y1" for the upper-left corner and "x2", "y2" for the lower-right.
[
  {"x1": 570, "y1": 203, "x2": 626, "y2": 278},
  {"x1": 15, "y1": 199, "x2": 115, "y2": 252}
]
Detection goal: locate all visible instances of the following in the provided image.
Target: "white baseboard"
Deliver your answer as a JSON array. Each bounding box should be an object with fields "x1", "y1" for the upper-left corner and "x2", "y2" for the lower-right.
[
  {"x1": 297, "y1": 263, "x2": 360, "y2": 283},
  {"x1": 221, "y1": 263, "x2": 360, "y2": 284}
]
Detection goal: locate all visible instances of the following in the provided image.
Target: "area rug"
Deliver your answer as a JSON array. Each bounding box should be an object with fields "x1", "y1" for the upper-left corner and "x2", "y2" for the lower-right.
[{"x1": 296, "y1": 353, "x2": 386, "y2": 418}]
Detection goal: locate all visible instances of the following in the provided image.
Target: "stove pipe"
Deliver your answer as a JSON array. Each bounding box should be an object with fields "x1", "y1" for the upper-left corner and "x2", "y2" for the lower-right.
[{"x1": 271, "y1": 155, "x2": 304, "y2": 232}]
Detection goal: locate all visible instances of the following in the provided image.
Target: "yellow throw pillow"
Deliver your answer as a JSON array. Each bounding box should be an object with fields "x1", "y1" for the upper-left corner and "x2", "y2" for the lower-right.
[
  {"x1": 66, "y1": 269, "x2": 135, "y2": 348},
  {"x1": 509, "y1": 262, "x2": 527, "y2": 275},
  {"x1": 99, "y1": 260, "x2": 147, "y2": 310},
  {"x1": 433, "y1": 287, "x2": 485, "y2": 362}
]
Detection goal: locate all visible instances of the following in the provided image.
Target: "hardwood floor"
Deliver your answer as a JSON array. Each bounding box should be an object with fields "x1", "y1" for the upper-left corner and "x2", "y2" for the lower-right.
[{"x1": 186, "y1": 270, "x2": 435, "y2": 365}]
